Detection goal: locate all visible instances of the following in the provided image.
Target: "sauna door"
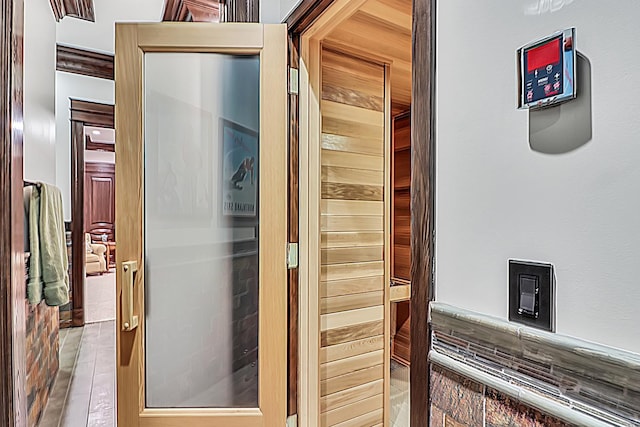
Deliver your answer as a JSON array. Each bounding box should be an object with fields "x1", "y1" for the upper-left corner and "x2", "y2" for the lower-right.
[{"x1": 114, "y1": 23, "x2": 287, "y2": 427}]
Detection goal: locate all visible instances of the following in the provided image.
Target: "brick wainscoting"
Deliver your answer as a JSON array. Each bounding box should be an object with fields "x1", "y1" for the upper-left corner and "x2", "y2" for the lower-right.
[
  {"x1": 429, "y1": 365, "x2": 567, "y2": 427},
  {"x1": 25, "y1": 300, "x2": 60, "y2": 427}
]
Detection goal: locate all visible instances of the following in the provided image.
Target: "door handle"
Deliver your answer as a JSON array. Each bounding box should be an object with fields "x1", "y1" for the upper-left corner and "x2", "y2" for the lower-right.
[{"x1": 122, "y1": 260, "x2": 139, "y2": 332}]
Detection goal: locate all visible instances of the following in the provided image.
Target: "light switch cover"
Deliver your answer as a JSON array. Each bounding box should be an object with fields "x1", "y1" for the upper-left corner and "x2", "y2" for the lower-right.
[{"x1": 508, "y1": 260, "x2": 555, "y2": 332}]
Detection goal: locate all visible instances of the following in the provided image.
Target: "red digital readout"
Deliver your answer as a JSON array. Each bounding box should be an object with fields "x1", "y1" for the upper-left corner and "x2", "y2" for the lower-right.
[{"x1": 526, "y1": 37, "x2": 561, "y2": 73}]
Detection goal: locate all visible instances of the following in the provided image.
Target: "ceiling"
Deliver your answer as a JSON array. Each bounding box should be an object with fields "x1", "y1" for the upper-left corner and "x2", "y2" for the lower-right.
[
  {"x1": 324, "y1": 0, "x2": 412, "y2": 116},
  {"x1": 85, "y1": 126, "x2": 115, "y2": 144}
]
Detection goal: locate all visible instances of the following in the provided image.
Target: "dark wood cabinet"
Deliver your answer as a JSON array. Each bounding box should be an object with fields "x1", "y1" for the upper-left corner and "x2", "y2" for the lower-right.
[{"x1": 84, "y1": 162, "x2": 115, "y2": 241}]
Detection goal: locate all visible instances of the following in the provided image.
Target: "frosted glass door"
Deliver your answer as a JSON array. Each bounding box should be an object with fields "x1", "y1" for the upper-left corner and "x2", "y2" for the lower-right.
[
  {"x1": 143, "y1": 53, "x2": 261, "y2": 408},
  {"x1": 115, "y1": 23, "x2": 286, "y2": 427}
]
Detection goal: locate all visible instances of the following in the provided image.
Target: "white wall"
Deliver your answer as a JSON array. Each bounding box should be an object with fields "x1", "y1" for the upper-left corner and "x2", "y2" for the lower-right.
[
  {"x1": 260, "y1": 0, "x2": 302, "y2": 23},
  {"x1": 279, "y1": 0, "x2": 302, "y2": 21},
  {"x1": 23, "y1": 0, "x2": 56, "y2": 184},
  {"x1": 55, "y1": 73, "x2": 114, "y2": 220},
  {"x1": 55, "y1": 0, "x2": 162, "y2": 220},
  {"x1": 57, "y1": 0, "x2": 163, "y2": 53},
  {"x1": 436, "y1": 0, "x2": 640, "y2": 353}
]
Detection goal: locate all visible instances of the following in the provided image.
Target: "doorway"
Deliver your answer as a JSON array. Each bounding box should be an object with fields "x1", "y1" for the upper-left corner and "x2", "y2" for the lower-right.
[
  {"x1": 83, "y1": 126, "x2": 116, "y2": 324},
  {"x1": 36, "y1": 105, "x2": 118, "y2": 427},
  {"x1": 292, "y1": 0, "x2": 434, "y2": 425}
]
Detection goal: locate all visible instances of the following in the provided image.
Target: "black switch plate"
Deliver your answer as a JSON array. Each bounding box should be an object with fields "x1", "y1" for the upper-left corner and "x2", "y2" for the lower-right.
[{"x1": 508, "y1": 260, "x2": 554, "y2": 332}]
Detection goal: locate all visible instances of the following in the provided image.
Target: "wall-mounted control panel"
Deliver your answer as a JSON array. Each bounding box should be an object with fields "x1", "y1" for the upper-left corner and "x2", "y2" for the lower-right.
[
  {"x1": 508, "y1": 260, "x2": 555, "y2": 331},
  {"x1": 517, "y1": 28, "x2": 576, "y2": 109}
]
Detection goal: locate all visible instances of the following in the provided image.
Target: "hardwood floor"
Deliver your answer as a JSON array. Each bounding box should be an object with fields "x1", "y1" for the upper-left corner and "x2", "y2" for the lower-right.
[{"x1": 39, "y1": 322, "x2": 115, "y2": 427}]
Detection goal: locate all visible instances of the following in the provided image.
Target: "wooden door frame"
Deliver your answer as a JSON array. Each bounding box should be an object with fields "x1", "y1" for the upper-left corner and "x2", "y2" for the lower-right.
[
  {"x1": 410, "y1": 1, "x2": 436, "y2": 425},
  {"x1": 287, "y1": 0, "x2": 436, "y2": 425},
  {"x1": 286, "y1": 3, "x2": 339, "y2": 418},
  {"x1": 287, "y1": 34, "x2": 300, "y2": 419},
  {"x1": 69, "y1": 99, "x2": 114, "y2": 327},
  {"x1": 1, "y1": 0, "x2": 28, "y2": 425}
]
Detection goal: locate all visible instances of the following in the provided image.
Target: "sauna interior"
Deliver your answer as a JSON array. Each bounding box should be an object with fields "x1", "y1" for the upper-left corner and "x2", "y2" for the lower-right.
[{"x1": 301, "y1": 0, "x2": 412, "y2": 425}]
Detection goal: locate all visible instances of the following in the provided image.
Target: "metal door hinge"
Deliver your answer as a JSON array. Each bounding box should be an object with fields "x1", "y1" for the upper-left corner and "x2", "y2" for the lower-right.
[
  {"x1": 286, "y1": 414, "x2": 298, "y2": 427},
  {"x1": 287, "y1": 242, "x2": 299, "y2": 269},
  {"x1": 288, "y1": 67, "x2": 299, "y2": 95}
]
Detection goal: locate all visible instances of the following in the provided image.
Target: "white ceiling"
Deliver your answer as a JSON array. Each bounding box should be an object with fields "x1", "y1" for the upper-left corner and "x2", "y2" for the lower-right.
[
  {"x1": 85, "y1": 126, "x2": 115, "y2": 143},
  {"x1": 86, "y1": 150, "x2": 115, "y2": 164}
]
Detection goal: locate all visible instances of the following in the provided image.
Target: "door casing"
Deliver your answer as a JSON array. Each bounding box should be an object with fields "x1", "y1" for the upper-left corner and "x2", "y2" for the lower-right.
[
  {"x1": 287, "y1": 0, "x2": 436, "y2": 425},
  {"x1": 68, "y1": 99, "x2": 114, "y2": 328},
  {"x1": 0, "y1": 0, "x2": 27, "y2": 425}
]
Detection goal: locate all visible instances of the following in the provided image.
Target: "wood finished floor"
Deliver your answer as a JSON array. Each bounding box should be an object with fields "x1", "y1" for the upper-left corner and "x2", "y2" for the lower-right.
[
  {"x1": 38, "y1": 321, "x2": 115, "y2": 427},
  {"x1": 38, "y1": 306, "x2": 409, "y2": 426}
]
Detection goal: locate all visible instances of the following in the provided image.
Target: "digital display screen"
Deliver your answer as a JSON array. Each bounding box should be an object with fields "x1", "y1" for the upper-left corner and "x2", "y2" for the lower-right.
[
  {"x1": 527, "y1": 38, "x2": 561, "y2": 73},
  {"x1": 523, "y1": 35, "x2": 564, "y2": 104}
]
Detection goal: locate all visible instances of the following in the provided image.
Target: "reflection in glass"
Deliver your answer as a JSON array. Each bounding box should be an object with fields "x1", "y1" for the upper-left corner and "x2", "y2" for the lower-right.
[{"x1": 143, "y1": 53, "x2": 260, "y2": 408}]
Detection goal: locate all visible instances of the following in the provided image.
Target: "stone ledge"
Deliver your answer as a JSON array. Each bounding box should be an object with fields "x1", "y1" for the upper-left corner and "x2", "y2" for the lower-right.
[{"x1": 430, "y1": 302, "x2": 640, "y2": 426}]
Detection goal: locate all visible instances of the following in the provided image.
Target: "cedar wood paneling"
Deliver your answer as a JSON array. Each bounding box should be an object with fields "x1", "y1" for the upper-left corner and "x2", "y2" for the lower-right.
[{"x1": 319, "y1": 47, "x2": 387, "y2": 427}]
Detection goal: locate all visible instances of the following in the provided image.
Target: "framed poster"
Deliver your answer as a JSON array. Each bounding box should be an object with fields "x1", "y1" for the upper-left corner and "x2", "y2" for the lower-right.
[{"x1": 221, "y1": 119, "x2": 259, "y2": 220}]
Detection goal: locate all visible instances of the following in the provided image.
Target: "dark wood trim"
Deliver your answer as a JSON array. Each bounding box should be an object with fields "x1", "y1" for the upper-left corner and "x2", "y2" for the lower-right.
[
  {"x1": 86, "y1": 135, "x2": 115, "y2": 152},
  {"x1": 56, "y1": 44, "x2": 114, "y2": 80},
  {"x1": 410, "y1": 0, "x2": 436, "y2": 426},
  {"x1": 49, "y1": 0, "x2": 63, "y2": 21},
  {"x1": 70, "y1": 99, "x2": 114, "y2": 128},
  {"x1": 163, "y1": 0, "x2": 220, "y2": 22},
  {"x1": 287, "y1": 34, "x2": 300, "y2": 417},
  {"x1": 219, "y1": 0, "x2": 258, "y2": 23},
  {"x1": 69, "y1": 100, "x2": 114, "y2": 328},
  {"x1": 162, "y1": 0, "x2": 191, "y2": 20},
  {"x1": 49, "y1": 0, "x2": 95, "y2": 22},
  {"x1": 84, "y1": 161, "x2": 115, "y2": 174},
  {"x1": 286, "y1": 0, "x2": 334, "y2": 35},
  {"x1": 1, "y1": 0, "x2": 27, "y2": 424},
  {"x1": 71, "y1": 120, "x2": 85, "y2": 327}
]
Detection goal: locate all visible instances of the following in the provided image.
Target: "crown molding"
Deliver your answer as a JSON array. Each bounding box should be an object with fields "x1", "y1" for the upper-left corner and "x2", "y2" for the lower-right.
[
  {"x1": 49, "y1": 0, "x2": 95, "y2": 22},
  {"x1": 162, "y1": 0, "x2": 220, "y2": 22},
  {"x1": 85, "y1": 135, "x2": 115, "y2": 152},
  {"x1": 56, "y1": 44, "x2": 114, "y2": 80}
]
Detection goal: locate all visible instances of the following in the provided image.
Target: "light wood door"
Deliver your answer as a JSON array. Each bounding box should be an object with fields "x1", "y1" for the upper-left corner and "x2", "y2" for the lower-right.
[
  {"x1": 115, "y1": 23, "x2": 287, "y2": 427},
  {"x1": 319, "y1": 48, "x2": 390, "y2": 427}
]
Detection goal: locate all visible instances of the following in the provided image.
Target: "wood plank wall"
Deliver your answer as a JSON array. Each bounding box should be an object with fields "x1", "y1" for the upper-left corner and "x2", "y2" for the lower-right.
[
  {"x1": 392, "y1": 113, "x2": 411, "y2": 281},
  {"x1": 319, "y1": 48, "x2": 387, "y2": 427},
  {"x1": 391, "y1": 113, "x2": 411, "y2": 365}
]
